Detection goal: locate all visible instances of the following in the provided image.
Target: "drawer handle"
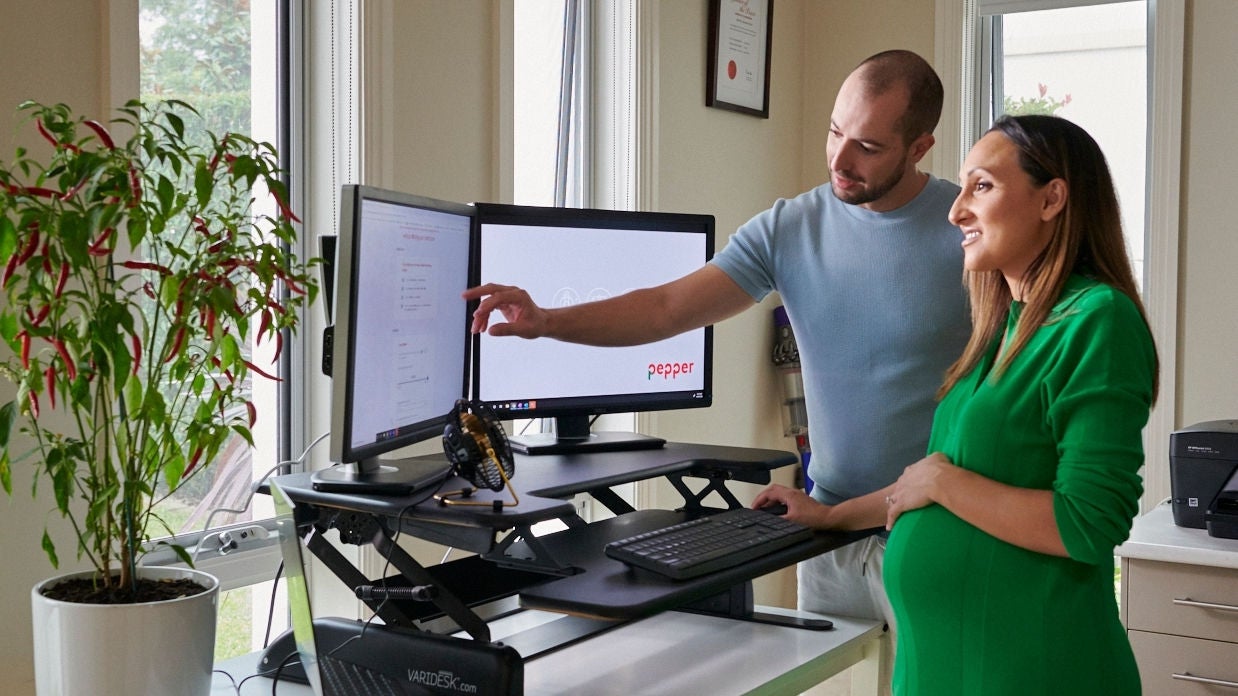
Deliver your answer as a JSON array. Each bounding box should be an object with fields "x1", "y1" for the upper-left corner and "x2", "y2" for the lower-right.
[
  {"x1": 1172, "y1": 672, "x2": 1238, "y2": 689},
  {"x1": 1173, "y1": 597, "x2": 1238, "y2": 613}
]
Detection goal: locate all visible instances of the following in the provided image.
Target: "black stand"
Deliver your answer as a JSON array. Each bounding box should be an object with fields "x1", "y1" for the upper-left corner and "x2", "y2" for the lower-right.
[
  {"x1": 509, "y1": 414, "x2": 666, "y2": 455},
  {"x1": 678, "y1": 582, "x2": 834, "y2": 630},
  {"x1": 310, "y1": 457, "x2": 452, "y2": 495}
]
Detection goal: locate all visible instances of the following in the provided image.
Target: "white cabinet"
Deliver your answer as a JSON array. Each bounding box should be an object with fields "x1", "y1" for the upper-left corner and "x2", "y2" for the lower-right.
[{"x1": 1118, "y1": 504, "x2": 1238, "y2": 694}]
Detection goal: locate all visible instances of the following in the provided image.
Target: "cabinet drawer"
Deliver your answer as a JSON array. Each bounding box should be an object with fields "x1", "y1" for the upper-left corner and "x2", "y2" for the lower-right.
[
  {"x1": 1125, "y1": 559, "x2": 1238, "y2": 642},
  {"x1": 1130, "y1": 630, "x2": 1238, "y2": 695}
]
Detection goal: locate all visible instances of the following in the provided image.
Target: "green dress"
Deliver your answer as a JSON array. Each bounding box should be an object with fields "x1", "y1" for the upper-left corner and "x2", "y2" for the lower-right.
[{"x1": 884, "y1": 276, "x2": 1155, "y2": 695}]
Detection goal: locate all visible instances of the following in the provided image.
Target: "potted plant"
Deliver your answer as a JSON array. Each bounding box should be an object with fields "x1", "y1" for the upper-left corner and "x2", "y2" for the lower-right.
[{"x1": 0, "y1": 98, "x2": 317, "y2": 695}]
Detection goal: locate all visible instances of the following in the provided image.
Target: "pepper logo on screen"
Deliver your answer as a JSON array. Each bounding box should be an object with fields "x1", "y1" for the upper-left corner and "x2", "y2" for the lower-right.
[{"x1": 649, "y1": 361, "x2": 696, "y2": 380}]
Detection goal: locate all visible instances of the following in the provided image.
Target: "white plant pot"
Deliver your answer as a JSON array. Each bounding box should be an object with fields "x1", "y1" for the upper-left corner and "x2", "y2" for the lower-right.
[{"x1": 31, "y1": 565, "x2": 219, "y2": 696}]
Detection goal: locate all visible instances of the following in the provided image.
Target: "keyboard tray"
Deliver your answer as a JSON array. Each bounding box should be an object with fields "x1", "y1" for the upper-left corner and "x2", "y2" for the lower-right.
[{"x1": 604, "y1": 508, "x2": 813, "y2": 580}]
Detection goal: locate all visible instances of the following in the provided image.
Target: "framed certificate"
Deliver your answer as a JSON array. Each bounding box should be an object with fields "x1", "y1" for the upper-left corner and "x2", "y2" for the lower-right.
[{"x1": 706, "y1": 0, "x2": 773, "y2": 118}]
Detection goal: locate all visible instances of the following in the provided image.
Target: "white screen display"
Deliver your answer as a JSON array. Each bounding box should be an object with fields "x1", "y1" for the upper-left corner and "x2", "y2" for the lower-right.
[
  {"x1": 476, "y1": 221, "x2": 708, "y2": 409},
  {"x1": 346, "y1": 198, "x2": 471, "y2": 451}
]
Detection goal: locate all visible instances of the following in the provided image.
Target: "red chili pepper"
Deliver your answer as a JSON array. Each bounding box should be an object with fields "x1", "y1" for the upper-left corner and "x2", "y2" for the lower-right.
[
  {"x1": 164, "y1": 326, "x2": 186, "y2": 363},
  {"x1": 50, "y1": 338, "x2": 76, "y2": 381},
  {"x1": 284, "y1": 275, "x2": 306, "y2": 296},
  {"x1": 17, "y1": 331, "x2": 30, "y2": 369},
  {"x1": 54, "y1": 263, "x2": 69, "y2": 298},
  {"x1": 243, "y1": 359, "x2": 281, "y2": 382},
  {"x1": 82, "y1": 119, "x2": 115, "y2": 150},
  {"x1": 204, "y1": 307, "x2": 216, "y2": 337},
  {"x1": 21, "y1": 186, "x2": 61, "y2": 199},
  {"x1": 29, "y1": 305, "x2": 50, "y2": 327},
  {"x1": 272, "y1": 330, "x2": 284, "y2": 363},
  {"x1": 27, "y1": 391, "x2": 39, "y2": 419},
  {"x1": 35, "y1": 119, "x2": 58, "y2": 148},
  {"x1": 86, "y1": 227, "x2": 114, "y2": 256},
  {"x1": 141, "y1": 282, "x2": 156, "y2": 299},
  {"x1": 41, "y1": 245, "x2": 53, "y2": 275},
  {"x1": 45, "y1": 367, "x2": 56, "y2": 410},
  {"x1": 2, "y1": 254, "x2": 18, "y2": 287},
  {"x1": 256, "y1": 308, "x2": 272, "y2": 344},
  {"x1": 183, "y1": 447, "x2": 203, "y2": 479},
  {"x1": 245, "y1": 401, "x2": 257, "y2": 428},
  {"x1": 127, "y1": 165, "x2": 141, "y2": 206},
  {"x1": 271, "y1": 189, "x2": 301, "y2": 223},
  {"x1": 130, "y1": 333, "x2": 141, "y2": 375},
  {"x1": 16, "y1": 225, "x2": 40, "y2": 265},
  {"x1": 120, "y1": 260, "x2": 172, "y2": 275}
]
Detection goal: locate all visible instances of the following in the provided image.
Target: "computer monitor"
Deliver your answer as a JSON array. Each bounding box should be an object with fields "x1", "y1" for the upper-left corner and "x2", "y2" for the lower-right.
[
  {"x1": 314, "y1": 185, "x2": 474, "y2": 493},
  {"x1": 472, "y1": 203, "x2": 714, "y2": 455}
]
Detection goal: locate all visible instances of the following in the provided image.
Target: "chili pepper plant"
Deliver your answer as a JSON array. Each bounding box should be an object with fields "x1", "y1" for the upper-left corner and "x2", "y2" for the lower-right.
[{"x1": 0, "y1": 99, "x2": 317, "y2": 601}]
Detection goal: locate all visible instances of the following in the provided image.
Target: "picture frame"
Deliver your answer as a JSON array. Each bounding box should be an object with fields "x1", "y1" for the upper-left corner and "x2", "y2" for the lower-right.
[{"x1": 706, "y1": 0, "x2": 773, "y2": 118}]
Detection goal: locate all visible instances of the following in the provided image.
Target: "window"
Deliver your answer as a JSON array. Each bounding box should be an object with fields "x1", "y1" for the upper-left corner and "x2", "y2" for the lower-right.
[
  {"x1": 139, "y1": 0, "x2": 301, "y2": 660},
  {"x1": 979, "y1": 1, "x2": 1147, "y2": 285}
]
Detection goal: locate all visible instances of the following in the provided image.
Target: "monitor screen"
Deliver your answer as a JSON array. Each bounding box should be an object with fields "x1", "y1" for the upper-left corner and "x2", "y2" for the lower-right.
[
  {"x1": 315, "y1": 185, "x2": 474, "y2": 493},
  {"x1": 472, "y1": 203, "x2": 714, "y2": 455}
]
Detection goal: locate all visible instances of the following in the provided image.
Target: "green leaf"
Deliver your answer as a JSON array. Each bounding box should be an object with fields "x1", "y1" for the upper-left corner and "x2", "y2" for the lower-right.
[
  {"x1": 219, "y1": 332, "x2": 240, "y2": 367},
  {"x1": 230, "y1": 424, "x2": 254, "y2": 447},
  {"x1": 0, "y1": 313, "x2": 16, "y2": 346},
  {"x1": 166, "y1": 542, "x2": 194, "y2": 567},
  {"x1": 0, "y1": 451, "x2": 10, "y2": 495},
  {"x1": 156, "y1": 175, "x2": 175, "y2": 217},
  {"x1": 41, "y1": 530, "x2": 59, "y2": 569},
  {"x1": 0, "y1": 400, "x2": 16, "y2": 450},
  {"x1": 123, "y1": 373, "x2": 142, "y2": 414},
  {"x1": 194, "y1": 161, "x2": 213, "y2": 206},
  {"x1": 0, "y1": 216, "x2": 17, "y2": 259}
]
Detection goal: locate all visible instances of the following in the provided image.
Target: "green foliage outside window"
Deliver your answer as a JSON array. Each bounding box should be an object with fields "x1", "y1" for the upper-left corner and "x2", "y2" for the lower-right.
[{"x1": 1004, "y1": 83, "x2": 1072, "y2": 117}]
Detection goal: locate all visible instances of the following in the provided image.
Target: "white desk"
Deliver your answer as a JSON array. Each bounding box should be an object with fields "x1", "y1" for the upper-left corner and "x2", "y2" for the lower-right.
[{"x1": 212, "y1": 606, "x2": 883, "y2": 695}]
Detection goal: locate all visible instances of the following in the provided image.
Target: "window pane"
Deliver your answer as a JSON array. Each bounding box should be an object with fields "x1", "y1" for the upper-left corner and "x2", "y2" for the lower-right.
[
  {"x1": 514, "y1": 0, "x2": 568, "y2": 206},
  {"x1": 997, "y1": 1, "x2": 1147, "y2": 285},
  {"x1": 139, "y1": 0, "x2": 286, "y2": 660}
]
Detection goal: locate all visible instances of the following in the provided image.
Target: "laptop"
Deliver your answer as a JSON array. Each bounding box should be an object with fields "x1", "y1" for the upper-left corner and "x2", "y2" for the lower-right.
[{"x1": 269, "y1": 479, "x2": 524, "y2": 696}]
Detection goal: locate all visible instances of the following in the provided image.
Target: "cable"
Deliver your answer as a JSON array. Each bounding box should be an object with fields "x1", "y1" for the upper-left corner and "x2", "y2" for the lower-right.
[
  {"x1": 262, "y1": 560, "x2": 285, "y2": 649},
  {"x1": 190, "y1": 431, "x2": 330, "y2": 565}
]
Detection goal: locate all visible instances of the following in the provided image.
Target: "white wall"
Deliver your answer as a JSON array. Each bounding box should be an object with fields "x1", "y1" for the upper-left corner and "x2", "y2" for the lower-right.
[
  {"x1": 1177, "y1": 0, "x2": 1238, "y2": 427},
  {"x1": 0, "y1": 2, "x2": 107, "y2": 690}
]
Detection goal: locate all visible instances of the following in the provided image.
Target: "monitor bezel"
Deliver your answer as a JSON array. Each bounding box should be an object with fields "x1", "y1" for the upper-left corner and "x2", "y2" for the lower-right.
[
  {"x1": 470, "y1": 202, "x2": 715, "y2": 443},
  {"x1": 327, "y1": 184, "x2": 477, "y2": 469}
]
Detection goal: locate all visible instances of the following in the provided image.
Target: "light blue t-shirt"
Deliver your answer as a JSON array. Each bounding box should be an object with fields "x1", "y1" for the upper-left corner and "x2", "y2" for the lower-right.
[{"x1": 711, "y1": 176, "x2": 970, "y2": 505}]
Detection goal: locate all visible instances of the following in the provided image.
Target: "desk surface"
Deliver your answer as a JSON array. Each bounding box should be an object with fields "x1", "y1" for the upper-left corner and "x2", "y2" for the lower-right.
[
  {"x1": 1116, "y1": 501, "x2": 1238, "y2": 569},
  {"x1": 212, "y1": 607, "x2": 883, "y2": 696},
  {"x1": 276, "y1": 441, "x2": 798, "y2": 527}
]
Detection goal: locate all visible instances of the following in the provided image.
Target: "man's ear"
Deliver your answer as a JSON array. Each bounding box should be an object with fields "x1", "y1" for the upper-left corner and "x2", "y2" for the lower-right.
[
  {"x1": 1040, "y1": 178, "x2": 1068, "y2": 221},
  {"x1": 908, "y1": 133, "x2": 935, "y2": 165}
]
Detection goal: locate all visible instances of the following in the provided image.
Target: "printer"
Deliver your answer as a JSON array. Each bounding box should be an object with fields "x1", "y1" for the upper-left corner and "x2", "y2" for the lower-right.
[{"x1": 1169, "y1": 419, "x2": 1238, "y2": 538}]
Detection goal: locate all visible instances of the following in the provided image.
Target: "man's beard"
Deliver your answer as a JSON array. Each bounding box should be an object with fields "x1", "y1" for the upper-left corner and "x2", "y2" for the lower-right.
[{"x1": 831, "y1": 154, "x2": 910, "y2": 206}]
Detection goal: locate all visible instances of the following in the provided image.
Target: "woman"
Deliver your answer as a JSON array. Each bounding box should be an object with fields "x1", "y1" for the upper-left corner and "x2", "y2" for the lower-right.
[{"x1": 755, "y1": 115, "x2": 1156, "y2": 694}]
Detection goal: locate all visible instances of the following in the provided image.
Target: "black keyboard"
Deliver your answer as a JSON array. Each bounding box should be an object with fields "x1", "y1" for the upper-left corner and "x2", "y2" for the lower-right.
[{"x1": 604, "y1": 507, "x2": 813, "y2": 580}]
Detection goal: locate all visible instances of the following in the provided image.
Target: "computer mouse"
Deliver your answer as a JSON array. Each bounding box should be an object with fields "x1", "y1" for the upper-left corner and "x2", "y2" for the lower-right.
[{"x1": 758, "y1": 503, "x2": 788, "y2": 516}]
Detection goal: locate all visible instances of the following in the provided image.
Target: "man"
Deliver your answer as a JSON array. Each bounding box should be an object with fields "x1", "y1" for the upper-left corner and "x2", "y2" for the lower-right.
[{"x1": 465, "y1": 50, "x2": 970, "y2": 692}]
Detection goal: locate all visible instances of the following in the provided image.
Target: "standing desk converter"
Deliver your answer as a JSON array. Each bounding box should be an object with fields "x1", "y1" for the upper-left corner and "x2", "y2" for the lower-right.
[{"x1": 269, "y1": 441, "x2": 872, "y2": 651}]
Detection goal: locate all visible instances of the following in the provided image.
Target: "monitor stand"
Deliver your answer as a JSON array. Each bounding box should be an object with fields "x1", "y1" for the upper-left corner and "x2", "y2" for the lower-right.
[
  {"x1": 311, "y1": 457, "x2": 453, "y2": 494},
  {"x1": 509, "y1": 415, "x2": 666, "y2": 456}
]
